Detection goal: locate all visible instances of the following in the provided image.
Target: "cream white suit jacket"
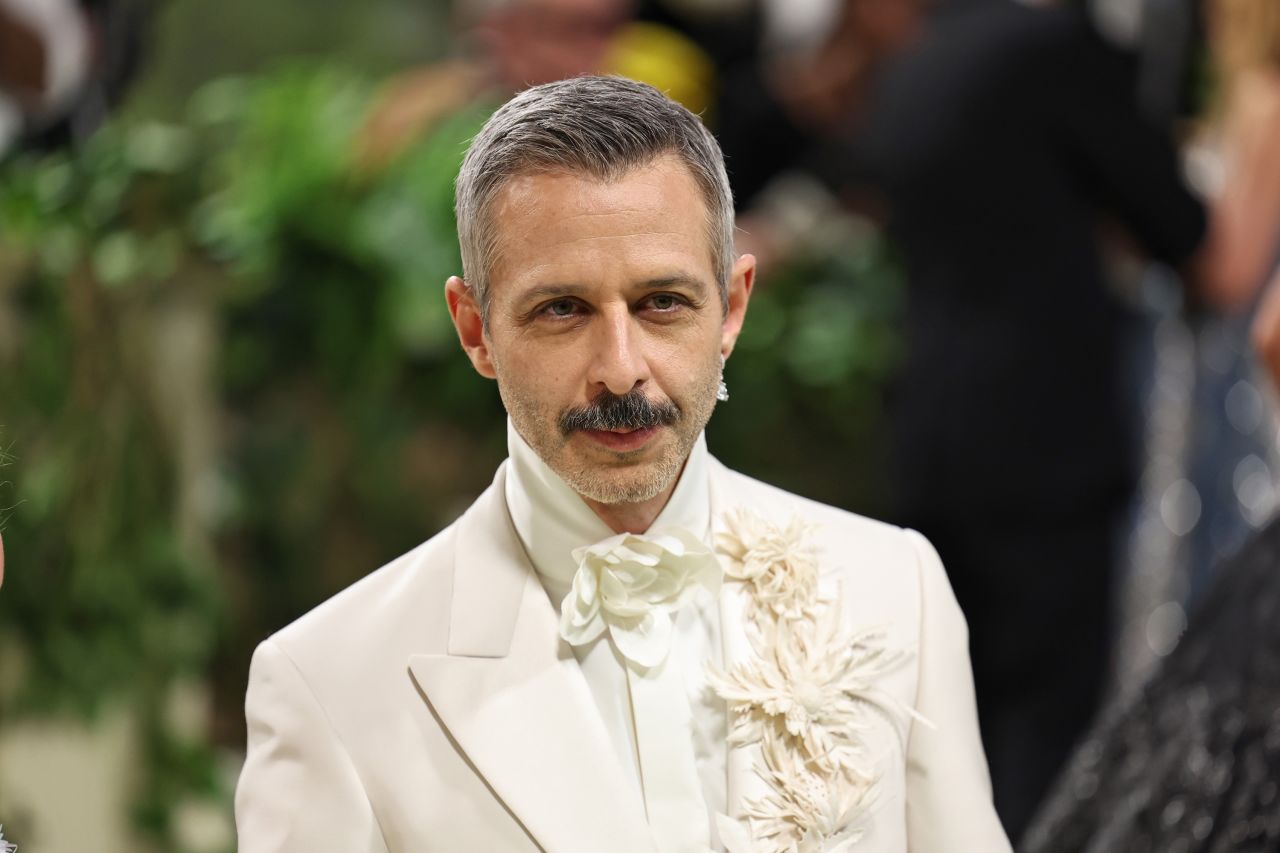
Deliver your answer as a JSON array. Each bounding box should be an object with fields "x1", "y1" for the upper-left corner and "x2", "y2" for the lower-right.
[{"x1": 235, "y1": 456, "x2": 1012, "y2": 852}]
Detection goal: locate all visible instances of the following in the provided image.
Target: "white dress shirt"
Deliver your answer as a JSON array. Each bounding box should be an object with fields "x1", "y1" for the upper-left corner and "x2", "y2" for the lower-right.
[{"x1": 503, "y1": 421, "x2": 728, "y2": 847}]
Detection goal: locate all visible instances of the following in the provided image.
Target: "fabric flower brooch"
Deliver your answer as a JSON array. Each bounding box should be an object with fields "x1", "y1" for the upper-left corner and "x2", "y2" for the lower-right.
[
  {"x1": 709, "y1": 509, "x2": 926, "y2": 853},
  {"x1": 559, "y1": 529, "x2": 719, "y2": 668}
]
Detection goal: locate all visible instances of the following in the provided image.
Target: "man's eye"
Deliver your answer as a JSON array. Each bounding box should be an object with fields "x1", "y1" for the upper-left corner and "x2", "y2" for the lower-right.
[
  {"x1": 543, "y1": 299, "x2": 579, "y2": 317},
  {"x1": 648, "y1": 294, "x2": 683, "y2": 311}
]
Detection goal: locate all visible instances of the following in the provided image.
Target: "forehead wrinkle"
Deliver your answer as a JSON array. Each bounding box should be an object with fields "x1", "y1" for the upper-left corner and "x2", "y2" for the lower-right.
[
  {"x1": 535, "y1": 228, "x2": 696, "y2": 245},
  {"x1": 500, "y1": 211, "x2": 695, "y2": 258},
  {"x1": 514, "y1": 206, "x2": 695, "y2": 239},
  {"x1": 499, "y1": 164, "x2": 707, "y2": 231}
]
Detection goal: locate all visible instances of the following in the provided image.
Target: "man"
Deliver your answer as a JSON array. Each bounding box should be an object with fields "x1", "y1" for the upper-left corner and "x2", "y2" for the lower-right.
[{"x1": 235, "y1": 76, "x2": 1010, "y2": 852}]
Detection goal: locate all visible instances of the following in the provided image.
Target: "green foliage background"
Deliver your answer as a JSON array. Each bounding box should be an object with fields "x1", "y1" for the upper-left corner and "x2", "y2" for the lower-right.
[{"x1": 0, "y1": 60, "x2": 902, "y2": 850}]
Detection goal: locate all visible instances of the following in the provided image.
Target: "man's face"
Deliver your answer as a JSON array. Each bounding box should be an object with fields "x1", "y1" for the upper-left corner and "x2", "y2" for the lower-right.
[{"x1": 448, "y1": 155, "x2": 753, "y2": 505}]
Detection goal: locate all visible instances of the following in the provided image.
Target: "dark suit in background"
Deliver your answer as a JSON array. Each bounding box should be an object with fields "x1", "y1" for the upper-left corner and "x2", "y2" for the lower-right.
[{"x1": 840, "y1": 0, "x2": 1205, "y2": 840}]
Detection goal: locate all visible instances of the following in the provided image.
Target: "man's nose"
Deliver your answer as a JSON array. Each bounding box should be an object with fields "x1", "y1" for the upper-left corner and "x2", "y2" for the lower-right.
[{"x1": 588, "y1": 308, "x2": 649, "y2": 396}]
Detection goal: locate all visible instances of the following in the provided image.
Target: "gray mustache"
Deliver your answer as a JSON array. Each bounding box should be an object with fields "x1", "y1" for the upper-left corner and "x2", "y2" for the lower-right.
[{"x1": 559, "y1": 390, "x2": 680, "y2": 435}]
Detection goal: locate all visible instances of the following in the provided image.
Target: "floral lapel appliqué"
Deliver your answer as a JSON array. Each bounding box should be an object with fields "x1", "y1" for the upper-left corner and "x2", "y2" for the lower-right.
[{"x1": 709, "y1": 508, "x2": 927, "y2": 853}]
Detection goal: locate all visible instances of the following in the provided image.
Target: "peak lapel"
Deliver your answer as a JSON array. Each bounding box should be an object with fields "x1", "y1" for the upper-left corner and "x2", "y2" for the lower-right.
[{"x1": 409, "y1": 464, "x2": 656, "y2": 853}]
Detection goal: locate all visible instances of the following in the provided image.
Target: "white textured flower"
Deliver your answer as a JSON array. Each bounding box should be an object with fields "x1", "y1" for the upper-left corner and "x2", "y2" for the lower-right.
[
  {"x1": 560, "y1": 528, "x2": 719, "y2": 667},
  {"x1": 718, "y1": 736, "x2": 876, "y2": 853},
  {"x1": 709, "y1": 596, "x2": 919, "y2": 779},
  {"x1": 717, "y1": 510, "x2": 820, "y2": 623},
  {"x1": 713, "y1": 509, "x2": 929, "y2": 851}
]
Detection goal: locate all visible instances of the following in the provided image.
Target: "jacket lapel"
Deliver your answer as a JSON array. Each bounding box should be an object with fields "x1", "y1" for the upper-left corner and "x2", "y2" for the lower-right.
[
  {"x1": 408, "y1": 463, "x2": 655, "y2": 853},
  {"x1": 709, "y1": 460, "x2": 771, "y2": 823}
]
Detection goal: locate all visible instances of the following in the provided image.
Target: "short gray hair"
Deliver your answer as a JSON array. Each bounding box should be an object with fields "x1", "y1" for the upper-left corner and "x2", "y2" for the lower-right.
[{"x1": 455, "y1": 75, "x2": 735, "y2": 323}]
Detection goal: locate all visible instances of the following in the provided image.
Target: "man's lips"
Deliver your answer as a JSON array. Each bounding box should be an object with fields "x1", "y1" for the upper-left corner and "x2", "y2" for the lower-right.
[{"x1": 578, "y1": 425, "x2": 660, "y2": 452}]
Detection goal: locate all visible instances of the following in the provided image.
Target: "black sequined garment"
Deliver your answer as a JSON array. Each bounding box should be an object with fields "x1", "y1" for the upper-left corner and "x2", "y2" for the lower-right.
[{"x1": 1023, "y1": 517, "x2": 1280, "y2": 853}]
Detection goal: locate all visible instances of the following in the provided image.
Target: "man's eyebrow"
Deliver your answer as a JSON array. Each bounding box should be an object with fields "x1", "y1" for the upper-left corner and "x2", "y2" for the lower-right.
[
  {"x1": 516, "y1": 275, "x2": 710, "y2": 305},
  {"x1": 637, "y1": 274, "x2": 710, "y2": 297},
  {"x1": 517, "y1": 283, "x2": 590, "y2": 305}
]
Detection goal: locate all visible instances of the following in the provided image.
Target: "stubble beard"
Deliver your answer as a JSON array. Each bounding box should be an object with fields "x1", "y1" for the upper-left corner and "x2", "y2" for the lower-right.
[{"x1": 495, "y1": 355, "x2": 722, "y2": 506}]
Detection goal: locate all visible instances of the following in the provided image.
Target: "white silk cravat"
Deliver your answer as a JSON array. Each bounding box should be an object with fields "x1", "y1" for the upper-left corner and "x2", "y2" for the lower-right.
[
  {"x1": 560, "y1": 529, "x2": 719, "y2": 852},
  {"x1": 504, "y1": 420, "x2": 726, "y2": 851}
]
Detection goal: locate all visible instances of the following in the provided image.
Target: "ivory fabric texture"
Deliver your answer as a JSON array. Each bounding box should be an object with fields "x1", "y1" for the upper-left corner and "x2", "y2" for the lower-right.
[{"x1": 235, "y1": 430, "x2": 1012, "y2": 852}]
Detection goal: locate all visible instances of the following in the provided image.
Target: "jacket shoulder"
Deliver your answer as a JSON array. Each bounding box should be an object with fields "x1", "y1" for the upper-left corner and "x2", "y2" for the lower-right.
[
  {"x1": 712, "y1": 458, "x2": 911, "y2": 551},
  {"x1": 711, "y1": 459, "x2": 933, "y2": 619}
]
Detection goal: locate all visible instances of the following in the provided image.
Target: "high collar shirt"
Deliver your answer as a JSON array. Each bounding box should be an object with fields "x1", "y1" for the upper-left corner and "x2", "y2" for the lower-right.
[{"x1": 504, "y1": 420, "x2": 728, "y2": 847}]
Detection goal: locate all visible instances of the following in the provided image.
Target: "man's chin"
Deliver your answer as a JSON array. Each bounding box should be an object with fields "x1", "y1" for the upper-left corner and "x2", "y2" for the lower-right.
[
  {"x1": 557, "y1": 440, "x2": 683, "y2": 505},
  {"x1": 568, "y1": 469, "x2": 672, "y2": 506}
]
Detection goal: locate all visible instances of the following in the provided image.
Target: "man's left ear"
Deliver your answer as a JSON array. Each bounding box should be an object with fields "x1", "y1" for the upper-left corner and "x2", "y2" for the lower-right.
[{"x1": 720, "y1": 253, "x2": 756, "y2": 358}]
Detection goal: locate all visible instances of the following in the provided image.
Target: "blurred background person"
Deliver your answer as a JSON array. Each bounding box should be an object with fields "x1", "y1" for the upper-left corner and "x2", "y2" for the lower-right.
[
  {"x1": 1176, "y1": 0, "x2": 1280, "y2": 598},
  {"x1": 355, "y1": 0, "x2": 638, "y2": 171},
  {"x1": 0, "y1": 0, "x2": 148, "y2": 155},
  {"x1": 0, "y1": 0, "x2": 91, "y2": 153},
  {"x1": 1022, "y1": 265, "x2": 1280, "y2": 852},
  {"x1": 821, "y1": 0, "x2": 1212, "y2": 842},
  {"x1": 1022, "y1": 1, "x2": 1280, "y2": 845}
]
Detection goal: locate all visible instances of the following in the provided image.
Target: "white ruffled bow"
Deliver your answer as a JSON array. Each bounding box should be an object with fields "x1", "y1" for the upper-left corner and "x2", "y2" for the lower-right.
[{"x1": 558, "y1": 529, "x2": 720, "y2": 668}]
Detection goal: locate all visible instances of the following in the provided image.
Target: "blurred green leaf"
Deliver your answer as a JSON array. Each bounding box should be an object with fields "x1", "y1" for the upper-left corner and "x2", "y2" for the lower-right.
[{"x1": 93, "y1": 231, "x2": 143, "y2": 286}]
